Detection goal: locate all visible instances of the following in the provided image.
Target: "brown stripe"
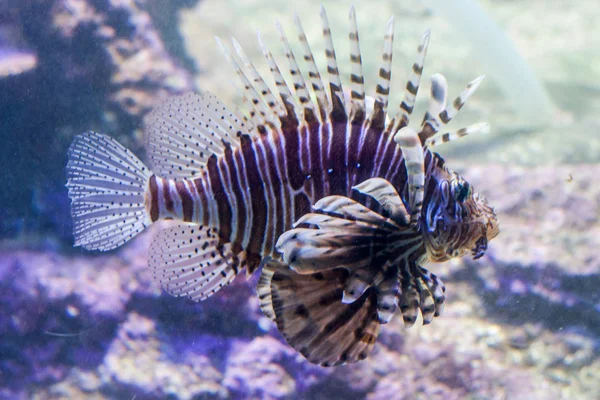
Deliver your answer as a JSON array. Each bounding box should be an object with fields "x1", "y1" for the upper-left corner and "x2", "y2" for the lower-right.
[
  {"x1": 329, "y1": 84, "x2": 347, "y2": 123},
  {"x1": 379, "y1": 69, "x2": 391, "y2": 80},
  {"x1": 149, "y1": 175, "x2": 159, "y2": 222},
  {"x1": 406, "y1": 81, "x2": 418, "y2": 95},
  {"x1": 310, "y1": 289, "x2": 371, "y2": 348},
  {"x1": 375, "y1": 84, "x2": 390, "y2": 95},
  {"x1": 400, "y1": 101, "x2": 414, "y2": 114},
  {"x1": 224, "y1": 144, "x2": 247, "y2": 248},
  {"x1": 378, "y1": 131, "x2": 404, "y2": 182},
  {"x1": 357, "y1": 123, "x2": 384, "y2": 185},
  {"x1": 284, "y1": 125, "x2": 304, "y2": 190},
  {"x1": 176, "y1": 180, "x2": 193, "y2": 222},
  {"x1": 263, "y1": 134, "x2": 284, "y2": 251},
  {"x1": 241, "y1": 135, "x2": 267, "y2": 255},
  {"x1": 207, "y1": 155, "x2": 232, "y2": 241},
  {"x1": 350, "y1": 74, "x2": 364, "y2": 84},
  {"x1": 272, "y1": 131, "x2": 294, "y2": 236},
  {"x1": 327, "y1": 122, "x2": 348, "y2": 195},
  {"x1": 192, "y1": 176, "x2": 209, "y2": 226},
  {"x1": 307, "y1": 123, "x2": 324, "y2": 201},
  {"x1": 439, "y1": 110, "x2": 450, "y2": 124},
  {"x1": 453, "y1": 97, "x2": 464, "y2": 111},
  {"x1": 412, "y1": 62, "x2": 423, "y2": 75},
  {"x1": 163, "y1": 178, "x2": 174, "y2": 213},
  {"x1": 293, "y1": 193, "x2": 311, "y2": 224},
  {"x1": 351, "y1": 90, "x2": 365, "y2": 100}
]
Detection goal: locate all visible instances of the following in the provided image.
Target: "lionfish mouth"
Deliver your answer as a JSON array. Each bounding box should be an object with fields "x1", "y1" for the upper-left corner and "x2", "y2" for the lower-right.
[
  {"x1": 469, "y1": 194, "x2": 499, "y2": 260},
  {"x1": 471, "y1": 235, "x2": 488, "y2": 260}
]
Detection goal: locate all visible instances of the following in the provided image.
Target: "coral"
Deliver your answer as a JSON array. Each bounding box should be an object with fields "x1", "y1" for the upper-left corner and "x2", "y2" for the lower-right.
[{"x1": 0, "y1": 0, "x2": 195, "y2": 243}]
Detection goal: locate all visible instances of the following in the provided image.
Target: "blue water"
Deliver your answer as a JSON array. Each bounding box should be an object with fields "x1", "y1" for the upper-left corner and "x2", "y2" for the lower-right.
[{"x1": 1, "y1": 1, "x2": 598, "y2": 399}]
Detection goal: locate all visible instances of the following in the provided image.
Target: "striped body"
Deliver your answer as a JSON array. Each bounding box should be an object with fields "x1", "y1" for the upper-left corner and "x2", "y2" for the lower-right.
[{"x1": 147, "y1": 119, "x2": 440, "y2": 272}]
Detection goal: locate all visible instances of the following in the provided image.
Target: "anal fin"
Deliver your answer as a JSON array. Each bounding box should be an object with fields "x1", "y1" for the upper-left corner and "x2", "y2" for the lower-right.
[{"x1": 149, "y1": 224, "x2": 241, "y2": 301}]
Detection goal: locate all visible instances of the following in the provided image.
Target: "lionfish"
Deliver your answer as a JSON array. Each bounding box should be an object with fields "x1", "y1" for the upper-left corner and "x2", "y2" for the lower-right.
[{"x1": 66, "y1": 6, "x2": 499, "y2": 366}]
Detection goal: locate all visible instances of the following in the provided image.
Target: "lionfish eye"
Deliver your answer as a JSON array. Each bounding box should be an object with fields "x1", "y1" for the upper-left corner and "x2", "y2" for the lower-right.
[{"x1": 455, "y1": 181, "x2": 471, "y2": 203}]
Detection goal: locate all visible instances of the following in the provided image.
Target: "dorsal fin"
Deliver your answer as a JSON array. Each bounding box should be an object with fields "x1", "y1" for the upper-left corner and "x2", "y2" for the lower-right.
[
  {"x1": 370, "y1": 17, "x2": 394, "y2": 130},
  {"x1": 145, "y1": 92, "x2": 249, "y2": 179},
  {"x1": 425, "y1": 122, "x2": 490, "y2": 147},
  {"x1": 216, "y1": 37, "x2": 274, "y2": 133},
  {"x1": 392, "y1": 30, "x2": 430, "y2": 132},
  {"x1": 348, "y1": 5, "x2": 366, "y2": 124},
  {"x1": 320, "y1": 5, "x2": 347, "y2": 123},
  {"x1": 231, "y1": 37, "x2": 286, "y2": 126},
  {"x1": 257, "y1": 31, "x2": 299, "y2": 128},
  {"x1": 293, "y1": 13, "x2": 329, "y2": 121},
  {"x1": 422, "y1": 73, "x2": 448, "y2": 125},
  {"x1": 419, "y1": 75, "x2": 485, "y2": 143},
  {"x1": 276, "y1": 20, "x2": 318, "y2": 124}
]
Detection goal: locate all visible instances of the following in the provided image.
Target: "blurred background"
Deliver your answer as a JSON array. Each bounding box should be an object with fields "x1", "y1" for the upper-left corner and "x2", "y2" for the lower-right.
[{"x1": 0, "y1": 0, "x2": 599, "y2": 398}]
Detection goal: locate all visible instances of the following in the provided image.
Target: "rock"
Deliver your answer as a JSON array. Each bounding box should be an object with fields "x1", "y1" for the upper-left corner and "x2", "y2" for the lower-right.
[
  {"x1": 223, "y1": 337, "x2": 297, "y2": 400},
  {"x1": 99, "y1": 312, "x2": 227, "y2": 399},
  {"x1": 0, "y1": 0, "x2": 195, "y2": 243},
  {"x1": 0, "y1": 21, "x2": 37, "y2": 78}
]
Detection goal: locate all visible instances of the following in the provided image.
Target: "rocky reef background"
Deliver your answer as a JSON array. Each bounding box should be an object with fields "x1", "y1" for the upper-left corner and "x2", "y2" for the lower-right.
[
  {"x1": 1, "y1": 0, "x2": 599, "y2": 399},
  {"x1": 0, "y1": 0, "x2": 197, "y2": 243}
]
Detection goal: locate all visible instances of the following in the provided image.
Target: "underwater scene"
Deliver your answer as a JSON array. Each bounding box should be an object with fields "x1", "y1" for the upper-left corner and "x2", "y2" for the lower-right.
[{"x1": 1, "y1": 0, "x2": 599, "y2": 398}]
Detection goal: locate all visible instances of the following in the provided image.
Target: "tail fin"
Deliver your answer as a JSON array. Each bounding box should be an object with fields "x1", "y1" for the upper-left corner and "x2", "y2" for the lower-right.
[{"x1": 66, "y1": 131, "x2": 152, "y2": 251}]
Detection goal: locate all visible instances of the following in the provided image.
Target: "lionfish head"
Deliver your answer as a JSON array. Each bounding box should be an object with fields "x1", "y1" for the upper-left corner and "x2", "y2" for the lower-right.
[{"x1": 423, "y1": 166, "x2": 499, "y2": 262}]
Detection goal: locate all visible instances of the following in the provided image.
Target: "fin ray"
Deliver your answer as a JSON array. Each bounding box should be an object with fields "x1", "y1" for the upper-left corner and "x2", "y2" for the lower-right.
[
  {"x1": 293, "y1": 13, "x2": 329, "y2": 121},
  {"x1": 66, "y1": 132, "x2": 151, "y2": 251},
  {"x1": 419, "y1": 75, "x2": 485, "y2": 142},
  {"x1": 231, "y1": 37, "x2": 286, "y2": 123},
  {"x1": 425, "y1": 122, "x2": 490, "y2": 147},
  {"x1": 320, "y1": 5, "x2": 347, "y2": 122},
  {"x1": 348, "y1": 5, "x2": 366, "y2": 124},
  {"x1": 276, "y1": 20, "x2": 318, "y2": 124},
  {"x1": 257, "y1": 31, "x2": 299, "y2": 126},
  {"x1": 149, "y1": 224, "x2": 240, "y2": 301},
  {"x1": 145, "y1": 92, "x2": 248, "y2": 179},
  {"x1": 422, "y1": 73, "x2": 448, "y2": 125},
  {"x1": 371, "y1": 17, "x2": 394, "y2": 130},
  {"x1": 267, "y1": 266, "x2": 380, "y2": 366},
  {"x1": 352, "y1": 178, "x2": 410, "y2": 224},
  {"x1": 394, "y1": 127, "x2": 425, "y2": 223},
  {"x1": 393, "y1": 30, "x2": 430, "y2": 131}
]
